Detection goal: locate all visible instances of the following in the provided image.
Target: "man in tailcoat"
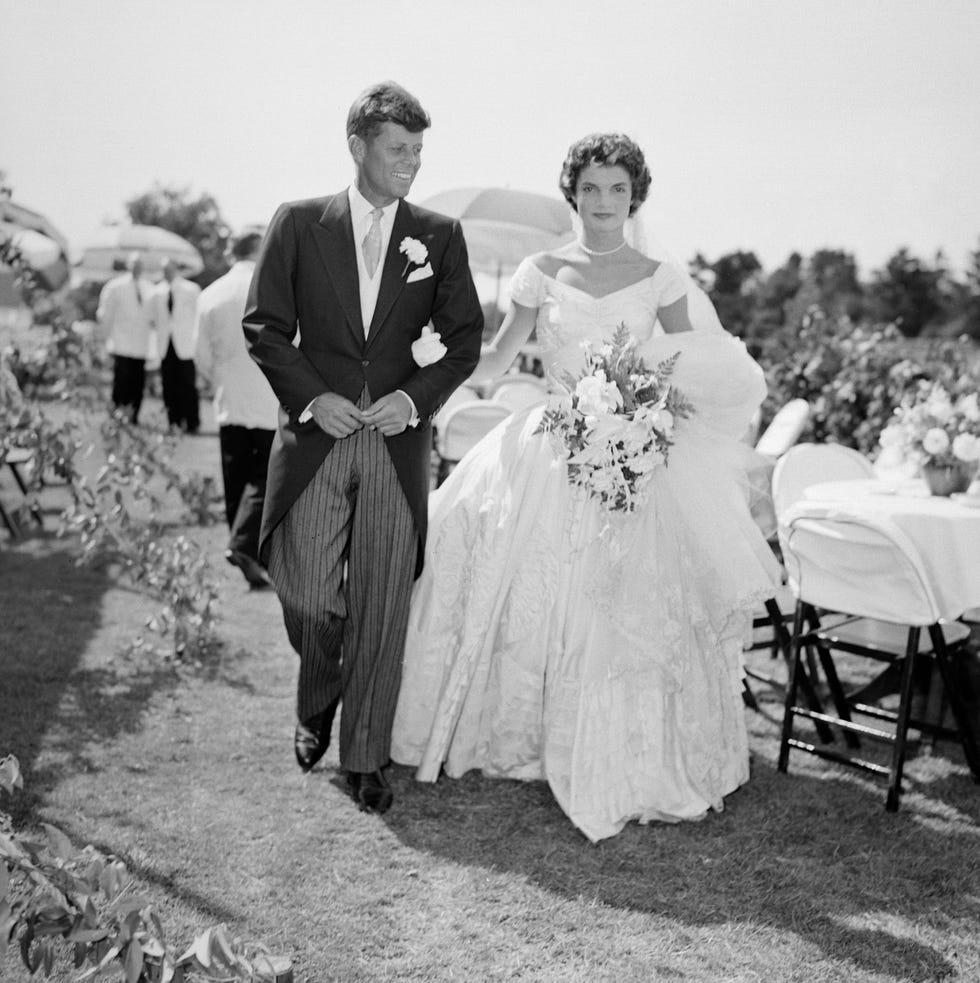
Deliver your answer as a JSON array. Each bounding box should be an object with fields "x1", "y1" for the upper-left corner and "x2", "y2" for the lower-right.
[{"x1": 244, "y1": 81, "x2": 483, "y2": 813}]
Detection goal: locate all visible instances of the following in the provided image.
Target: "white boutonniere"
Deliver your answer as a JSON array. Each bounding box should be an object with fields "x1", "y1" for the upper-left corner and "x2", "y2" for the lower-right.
[
  {"x1": 399, "y1": 236, "x2": 428, "y2": 276},
  {"x1": 411, "y1": 324, "x2": 447, "y2": 367}
]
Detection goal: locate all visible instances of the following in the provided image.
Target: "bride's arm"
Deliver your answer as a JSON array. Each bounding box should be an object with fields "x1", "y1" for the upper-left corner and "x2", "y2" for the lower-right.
[
  {"x1": 657, "y1": 295, "x2": 695, "y2": 334},
  {"x1": 468, "y1": 301, "x2": 538, "y2": 384}
]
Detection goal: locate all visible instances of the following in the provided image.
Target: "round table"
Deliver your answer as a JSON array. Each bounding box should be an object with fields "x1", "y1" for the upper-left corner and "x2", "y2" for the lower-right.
[{"x1": 797, "y1": 477, "x2": 980, "y2": 620}]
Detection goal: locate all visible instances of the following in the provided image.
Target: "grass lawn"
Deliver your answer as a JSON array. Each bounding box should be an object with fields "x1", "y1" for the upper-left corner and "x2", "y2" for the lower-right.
[{"x1": 1, "y1": 396, "x2": 979, "y2": 983}]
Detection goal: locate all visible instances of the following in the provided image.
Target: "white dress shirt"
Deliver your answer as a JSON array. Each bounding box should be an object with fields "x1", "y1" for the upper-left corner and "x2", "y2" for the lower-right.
[{"x1": 195, "y1": 261, "x2": 280, "y2": 429}]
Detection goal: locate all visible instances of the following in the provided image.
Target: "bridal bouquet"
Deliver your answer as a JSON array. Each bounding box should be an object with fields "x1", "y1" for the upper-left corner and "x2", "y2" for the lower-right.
[
  {"x1": 535, "y1": 325, "x2": 694, "y2": 513},
  {"x1": 878, "y1": 382, "x2": 980, "y2": 469}
]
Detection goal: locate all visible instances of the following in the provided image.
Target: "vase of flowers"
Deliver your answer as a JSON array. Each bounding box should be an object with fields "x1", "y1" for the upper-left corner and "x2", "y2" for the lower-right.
[
  {"x1": 920, "y1": 460, "x2": 974, "y2": 496},
  {"x1": 878, "y1": 383, "x2": 980, "y2": 496}
]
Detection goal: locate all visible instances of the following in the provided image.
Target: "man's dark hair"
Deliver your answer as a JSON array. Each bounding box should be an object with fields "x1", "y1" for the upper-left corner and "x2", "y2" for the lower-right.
[
  {"x1": 232, "y1": 232, "x2": 263, "y2": 260},
  {"x1": 346, "y1": 81, "x2": 431, "y2": 141}
]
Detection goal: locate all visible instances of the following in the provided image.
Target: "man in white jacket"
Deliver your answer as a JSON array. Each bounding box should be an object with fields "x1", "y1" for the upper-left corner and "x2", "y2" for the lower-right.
[
  {"x1": 151, "y1": 259, "x2": 201, "y2": 432},
  {"x1": 96, "y1": 252, "x2": 154, "y2": 423},
  {"x1": 195, "y1": 231, "x2": 278, "y2": 587}
]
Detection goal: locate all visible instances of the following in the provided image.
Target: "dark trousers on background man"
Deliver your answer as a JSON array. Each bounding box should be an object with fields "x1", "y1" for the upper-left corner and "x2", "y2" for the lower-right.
[
  {"x1": 220, "y1": 425, "x2": 275, "y2": 561},
  {"x1": 161, "y1": 341, "x2": 200, "y2": 432},
  {"x1": 111, "y1": 354, "x2": 146, "y2": 424}
]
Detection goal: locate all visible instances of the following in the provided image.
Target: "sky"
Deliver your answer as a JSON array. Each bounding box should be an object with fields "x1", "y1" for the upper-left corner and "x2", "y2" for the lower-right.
[{"x1": 3, "y1": 0, "x2": 979, "y2": 277}]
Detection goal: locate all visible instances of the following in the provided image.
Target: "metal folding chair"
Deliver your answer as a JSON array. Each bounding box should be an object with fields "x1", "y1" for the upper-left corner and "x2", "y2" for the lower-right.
[
  {"x1": 1, "y1": 447, "x2": 43, "y2": 538},
  {"x1": 743, "y1": 444, "x2": 876, "y2": 708},
  {"x1": 777, "y1": 503, "x2": 980, "y2": 811}
]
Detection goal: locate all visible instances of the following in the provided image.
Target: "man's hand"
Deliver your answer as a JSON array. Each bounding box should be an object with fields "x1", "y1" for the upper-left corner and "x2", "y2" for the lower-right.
[
  {"x1": 361, "y1": 391, "x2": 413, "y2": 436},
  {"x1": 309, "y1": 393, "x2": 364, "y2": 438}
]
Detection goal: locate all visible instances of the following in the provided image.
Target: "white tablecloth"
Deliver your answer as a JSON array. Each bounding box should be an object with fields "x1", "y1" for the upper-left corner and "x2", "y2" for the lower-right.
[{"x1": 792, "y1": 478, "x2": 980, "y2": 620}]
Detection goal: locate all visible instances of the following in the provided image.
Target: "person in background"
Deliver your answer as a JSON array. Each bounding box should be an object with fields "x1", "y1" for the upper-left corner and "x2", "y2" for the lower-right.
[
  {"x1": 96, "y1": 251, "x2": 154, "y2": 423},
  {"x1": 151, "y1": 259, "x2": 201, "y2": 433},
  {"x1": 195, "y1": 232, "x2": 277, "y2": 588}
]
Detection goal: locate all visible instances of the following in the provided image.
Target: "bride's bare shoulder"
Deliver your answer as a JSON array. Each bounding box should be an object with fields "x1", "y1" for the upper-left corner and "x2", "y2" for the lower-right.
[
  {"x1": 527, "y1": 245, "x2": 577, "y2": 279},
  {"x1": 627, "y1": 248, "x2": 660, "y2": 279}
]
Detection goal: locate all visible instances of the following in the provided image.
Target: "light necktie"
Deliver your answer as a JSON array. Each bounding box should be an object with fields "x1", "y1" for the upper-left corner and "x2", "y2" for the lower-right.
[{"x1": 362, "y1": 207, "x2": 383, "y2": 278}]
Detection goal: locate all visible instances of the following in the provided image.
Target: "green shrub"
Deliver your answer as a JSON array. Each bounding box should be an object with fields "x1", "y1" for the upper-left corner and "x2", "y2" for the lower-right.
[{"x1": 759, "y1": 306, "x2": 980, "y2": 455}]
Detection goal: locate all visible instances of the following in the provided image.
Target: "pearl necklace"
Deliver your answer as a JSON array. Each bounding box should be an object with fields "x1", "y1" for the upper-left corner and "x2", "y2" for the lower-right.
[{"x1": 577, "y1": 238, "x2": 627, "y2": 257}]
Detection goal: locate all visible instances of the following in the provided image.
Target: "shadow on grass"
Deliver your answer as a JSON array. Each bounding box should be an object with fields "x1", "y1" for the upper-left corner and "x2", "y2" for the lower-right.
[
  {"x1": 383, "y1": 748, "x2": 978, "y2": 983},
  {"x1": 0, "y1": 533, "x2": 180, "y2": 822}
]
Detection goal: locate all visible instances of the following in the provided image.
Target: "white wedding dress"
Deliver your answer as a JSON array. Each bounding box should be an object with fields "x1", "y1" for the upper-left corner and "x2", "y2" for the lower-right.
[{"x1": 390, "y1": 258, "x2": 782, "y2": 842}]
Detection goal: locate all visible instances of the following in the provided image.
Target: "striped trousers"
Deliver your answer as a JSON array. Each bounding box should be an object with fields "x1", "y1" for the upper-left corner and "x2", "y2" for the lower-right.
[{"x1": 267, "y1": 392, "x2": 416, "y2": 773}]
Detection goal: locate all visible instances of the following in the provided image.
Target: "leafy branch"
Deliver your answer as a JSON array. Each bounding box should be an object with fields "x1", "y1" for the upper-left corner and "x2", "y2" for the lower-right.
[
  {"x1": 0, "y1": 231, "x2": 221, "y2": 661},
  {"x1": 1, "y1": 755, "x2": 290, "y2": 982}
]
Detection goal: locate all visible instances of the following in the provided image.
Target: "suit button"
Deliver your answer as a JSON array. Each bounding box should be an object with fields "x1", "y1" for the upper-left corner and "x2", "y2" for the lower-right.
[{"x1": 361, "y1": 359, "x2": 370, "y2": 367}]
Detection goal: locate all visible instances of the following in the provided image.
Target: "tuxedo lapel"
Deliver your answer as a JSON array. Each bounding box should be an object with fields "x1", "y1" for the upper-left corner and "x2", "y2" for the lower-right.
[
  {"x1": 313, "y1": 194, "x2": 364, "y2": 343},
  {"x1": 365, "y1": 200, "x2": 414, "y2": 350}
]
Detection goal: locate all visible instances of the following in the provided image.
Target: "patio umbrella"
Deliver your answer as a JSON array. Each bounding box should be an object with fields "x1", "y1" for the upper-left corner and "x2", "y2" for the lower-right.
[
  {"x1": 419, "y1": 187, "x2": 574, "y2": 273},
  {"x1": 0, "y1": 198, "x2": 71, "y2": 293},
  {"x1": 420, "y1": 188, "x2": 575, "y2": 325},
  {"x1": 76, "y1": 223, "x2": 203, "y2": 282}
]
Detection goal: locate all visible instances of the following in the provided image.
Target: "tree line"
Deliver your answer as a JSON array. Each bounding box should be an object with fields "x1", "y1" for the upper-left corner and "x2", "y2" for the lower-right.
[{"x1": 693, "y1": 243, "x2": 980, "y2": 349}]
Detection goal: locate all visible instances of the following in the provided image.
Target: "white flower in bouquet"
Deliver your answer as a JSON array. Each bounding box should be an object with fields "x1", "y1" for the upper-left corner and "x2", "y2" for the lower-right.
[
  {"x1": 635, "y1": 402, "x2": 674, "y2": 435},
  {"x1": 574, "y1": 370, "x2": 622, "y2": 417}
]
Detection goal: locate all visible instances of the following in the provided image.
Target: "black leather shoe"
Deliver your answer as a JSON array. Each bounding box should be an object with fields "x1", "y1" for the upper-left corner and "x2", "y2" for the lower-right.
[
  {"x1": 346, "y1": 769, "x2": 393, "y2": 814},
  {"x1": 225, "y1": 549, "x2": 272, "y2": 589},
  {"x1": 293, "y1": 698, "x2": 340, "y2": 772}
]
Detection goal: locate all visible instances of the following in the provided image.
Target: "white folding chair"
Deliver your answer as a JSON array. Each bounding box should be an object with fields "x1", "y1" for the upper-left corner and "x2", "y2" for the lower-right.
[
  {"x1": 744, "y1": 445, "x2": 875, "y2": 704},
  {"x1": 432, "y1": 383, "x2": 481, "y2": 435},
  {"x1": 771, "y1": 443, "x2": 876, "y2": 521},
  {"x1": 487, "y1": 374, "x2": 549, "y2": 414},
  {"x1": 433, "y1": 400, "x2": 512, "y2": 486},
  {"x1": 777, "y1": 503, "x2": 980, "y2": 811},
  {"x1": 755, "y1": 398, "x2": 810, "y2": 459}
]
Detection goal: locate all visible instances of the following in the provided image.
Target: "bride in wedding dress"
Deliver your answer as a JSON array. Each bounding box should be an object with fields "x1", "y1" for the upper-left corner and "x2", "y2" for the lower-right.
[{"x1": 390, "y1": 133, "x2": 781, "y2": 842}]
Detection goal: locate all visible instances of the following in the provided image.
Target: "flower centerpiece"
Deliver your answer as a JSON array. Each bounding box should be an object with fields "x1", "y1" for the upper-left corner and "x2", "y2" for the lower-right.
[
  {"x1": 878, "y1": 382, "x2": 980, "y2": 495},
  {"x1": 535, "y1": 324, "x2": 694, "y2": 513}
]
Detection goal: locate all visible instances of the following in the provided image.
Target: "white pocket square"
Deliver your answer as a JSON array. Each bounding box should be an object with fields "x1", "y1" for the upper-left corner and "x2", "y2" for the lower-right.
[{"x1": 406, "y1": 263, "x2": 433, "y2": 283}]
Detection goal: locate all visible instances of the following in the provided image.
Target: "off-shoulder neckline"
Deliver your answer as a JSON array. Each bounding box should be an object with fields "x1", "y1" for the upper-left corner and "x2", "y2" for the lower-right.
[{"x1": 527, "y1": 261, "x2": 673, "y2": 302}]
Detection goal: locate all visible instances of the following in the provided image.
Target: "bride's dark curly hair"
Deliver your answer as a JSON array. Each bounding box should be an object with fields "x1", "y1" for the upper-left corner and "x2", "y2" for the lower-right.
[{"x1": 559, "y1": 133, "x2": 651, "y2": 217}]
